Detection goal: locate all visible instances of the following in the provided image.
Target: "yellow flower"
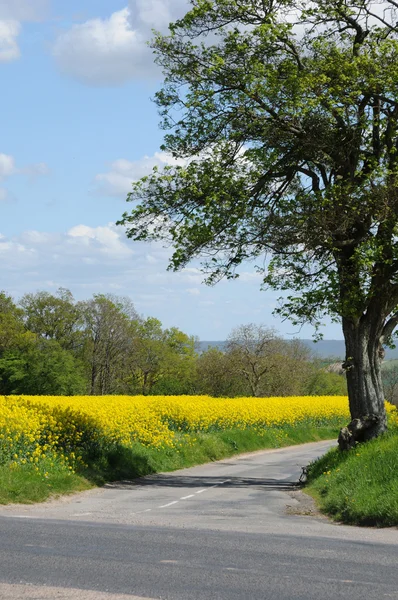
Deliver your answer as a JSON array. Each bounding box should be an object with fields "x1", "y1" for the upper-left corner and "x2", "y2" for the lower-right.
[{"x1": 3, "y1": 393, "x2": 387, "y2": 474}]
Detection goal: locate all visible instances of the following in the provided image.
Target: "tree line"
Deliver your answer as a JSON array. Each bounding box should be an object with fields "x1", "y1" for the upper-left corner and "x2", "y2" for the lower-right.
[{"x1": 0, "y1": 288, "x2": 347, "y2": 397}]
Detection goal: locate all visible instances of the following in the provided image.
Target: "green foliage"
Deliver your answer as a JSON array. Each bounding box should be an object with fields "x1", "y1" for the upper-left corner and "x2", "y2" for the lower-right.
[
  {"x1": 0, "y1": 291, "x2": 33, "y2": 353},
  {"x1": 0, "y1": 339, "x2": 87, "y2": 396},
  {"x1": 196, "y1": 347, "x2": 248, "y2": 396},
  {"x1": 80, "y1": 294, "x2": 137, "y2": 395},
  {"x1": 20, "y1": 289, "x2": 84, "y2": 351},
  {"x1": 304, "y1": 370, "x2": 347, "y2": 396},
  {"x1": 0, "y1": 288, "x2": 202, "y2": 397},
  {"x1": 0, "y1": 287, "x2": 350, "y2": 398},
  {"x1": 196, "y1": 325, "x2": 315, "y2": 397},
  {"x1": 128, "y1": 317, "x2": 197, "y2": 395}
]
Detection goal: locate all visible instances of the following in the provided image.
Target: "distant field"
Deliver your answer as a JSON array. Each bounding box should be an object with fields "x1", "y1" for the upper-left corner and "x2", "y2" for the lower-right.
[
  {"x1": 199, "y1": 340, "x2": 398, "y2": 360},
  {"x1": 382, "y1": 359, "x2": 398, "y2": 371}
]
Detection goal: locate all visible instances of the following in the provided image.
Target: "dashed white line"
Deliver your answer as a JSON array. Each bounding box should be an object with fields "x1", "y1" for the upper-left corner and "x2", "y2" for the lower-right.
[
  {"x1": 155, "y1": 479, "x2": 232, "y2": 509},
  {"x1": 209, "y1": 479, "x2": 231, "y2": 489},
  {"x1": 11, "y1": 515, "x2": 40, "y2": 519}
]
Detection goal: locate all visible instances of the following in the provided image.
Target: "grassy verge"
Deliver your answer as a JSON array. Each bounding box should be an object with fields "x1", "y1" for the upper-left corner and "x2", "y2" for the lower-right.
[
  {"x1": 0, "y1": 457, "x2": 92, "y2": 505},
  {"x1": 305, "y1": 425, "x2": 398, "y2": 527},
  {"x1": 0, "y1": 425, "x2": 339, "y2": 504}
]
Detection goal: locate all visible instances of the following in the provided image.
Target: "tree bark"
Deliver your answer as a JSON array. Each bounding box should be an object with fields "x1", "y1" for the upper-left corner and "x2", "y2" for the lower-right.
[{"x1": 339, "y1": 316, "x2": 387, "y2": 450}]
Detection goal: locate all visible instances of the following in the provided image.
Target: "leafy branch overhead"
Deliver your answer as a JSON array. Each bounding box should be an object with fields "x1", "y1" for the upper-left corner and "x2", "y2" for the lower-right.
[{"x1": 119, "y1": 0, "x2": 398, "y2": 339}]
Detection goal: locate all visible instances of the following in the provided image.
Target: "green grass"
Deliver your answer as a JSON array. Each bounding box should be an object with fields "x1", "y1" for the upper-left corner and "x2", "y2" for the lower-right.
[
  {"x1": 0, "y1": 459, "x2": 91, "y2": 505},
  {"x1": 0, "y1": 425, "x2": 339, "y2": 504},
  {"x1": 306, "y1": 426, "x2": 398, "y2": 527}
]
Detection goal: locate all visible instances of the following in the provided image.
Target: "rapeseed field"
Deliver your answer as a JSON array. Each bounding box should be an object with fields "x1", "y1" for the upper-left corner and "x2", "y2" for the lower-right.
[{"x1": 1, "y1": 394, "x2": 395, "y2": 483}]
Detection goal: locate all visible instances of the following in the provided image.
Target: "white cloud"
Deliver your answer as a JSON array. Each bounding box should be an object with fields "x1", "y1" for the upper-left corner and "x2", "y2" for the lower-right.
[
  {"x1": 0, "y1": 188, "x2": 10, "y2": 202},
  {"x1": 0, "y1": 221, "x2": 342, "y2": 339},
  {"x1": 0, "y1": 1, "x2": 49, "y2": 63},
  {"x1": 67, "y1": 223, "x2": 134, "y2": 259},
  {"x1": 20, "y1": 231, "x2": 58, "y2": 245},
  {"x1": 0, "y1": 153, "x2": 16, "y2": 179},
  {"x1": 0, "y1": 20, "x2": 21, "y2": 62},
  {"x1": 0, "y1": 153, "x2": 49, "y2": 201},
  {"x1": 53, "y1": 9, "x2": 141, "y2": 86},
  {"x1": 3, "y1": 154, "x2": 49, "y2": 178},
  {"x1": 239, "y1": 271, "x2": 264, "y2": 283},
  {"x1": 186, "y1": 287, "x2": 200, "y2": 296},
  {"x1": 20, "y1": 162, "x2": 50, "y2": 179},
  {"x1": 0, "y1": 222, "x2": 206, "y2": 298},
  {"x1": 53, "y1": 1, "x2": 189, "y2": 85},
  {"x1": 95, "y1": 151, "x2": 187, "y2": 196}
]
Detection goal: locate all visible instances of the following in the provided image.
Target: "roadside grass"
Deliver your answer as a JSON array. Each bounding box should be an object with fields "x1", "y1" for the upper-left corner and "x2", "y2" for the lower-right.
[
  {"x1": 0, "y1": 456, "x2": 91, "y2": 505},
  {"x1": 85, "y1": 424, "x2": 339, "y2": 484},
  {"x1": 0, "y1": 425, "x2": 339, "y2": 504},
  {"x1": 305, "y1": 422, "x2": 398, "y2": 527}
]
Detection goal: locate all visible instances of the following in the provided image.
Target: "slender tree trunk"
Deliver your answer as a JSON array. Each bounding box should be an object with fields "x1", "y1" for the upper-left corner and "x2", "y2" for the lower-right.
[
  {"x1": 143, "y1": 371, "x2": 148, "y2": 396},
  {"x1": 339, "y1": 316, "x2": 387, "y2": 449},
  {"x1": 90, "y1": 359, "x2": 97, "y2": 395}
]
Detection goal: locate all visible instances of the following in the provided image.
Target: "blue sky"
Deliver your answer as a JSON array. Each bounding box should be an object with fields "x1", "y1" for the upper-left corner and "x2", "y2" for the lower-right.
[{"x1": 0, "y1": 0, "x2": 343, "y2": 340}]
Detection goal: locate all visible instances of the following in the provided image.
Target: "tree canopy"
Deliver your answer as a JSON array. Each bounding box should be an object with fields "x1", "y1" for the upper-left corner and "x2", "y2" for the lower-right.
[{"x1": 119, "y1": 0, "x2": 398, "y2": 444}]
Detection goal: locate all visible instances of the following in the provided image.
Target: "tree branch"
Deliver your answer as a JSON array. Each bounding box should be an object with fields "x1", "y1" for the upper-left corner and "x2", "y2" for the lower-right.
[{"x1": 382, "y1": 312, "x2": 398, "y2": 342}]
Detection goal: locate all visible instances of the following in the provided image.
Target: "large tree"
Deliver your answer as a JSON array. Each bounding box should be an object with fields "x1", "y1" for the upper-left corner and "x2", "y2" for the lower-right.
[
  {"x1": 81, "y1": 294, "x2": 138, "y2": 395},
  {"x1": 226, "y1": 323, "x2": 310, "y2": 397},
  {"x1": 128, "y1": 317, "x2": 197, "y2": 395},
  {"x1": 119, "y1": 0, "x2": 398, "y2": 446},
  {"x1": 20, "y1": 288, "x2": 84, "y2": 352}
]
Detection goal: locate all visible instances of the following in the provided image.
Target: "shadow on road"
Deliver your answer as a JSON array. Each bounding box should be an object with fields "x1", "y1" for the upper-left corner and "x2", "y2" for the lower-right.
[{"x1": 104, "y1": 475, "x2": 299, "y2": 492}]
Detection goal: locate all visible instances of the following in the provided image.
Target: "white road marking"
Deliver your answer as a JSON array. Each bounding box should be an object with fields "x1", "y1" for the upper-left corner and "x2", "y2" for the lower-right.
[
  {"x1": 209, "y1": 479, "x2": 231, "y2": 489},
  {"x1": 160, "y1": 560, "x2": 179, "y2": 564},
  {"x1": 195, "y1": 489, "x2": 207, "y2": 494},
  {"x1": 180, "y1": 495, "x2": 195, "y2": 500},
  {"x1": 159, "y1": 501, "x2": 179, "y2": 508}
]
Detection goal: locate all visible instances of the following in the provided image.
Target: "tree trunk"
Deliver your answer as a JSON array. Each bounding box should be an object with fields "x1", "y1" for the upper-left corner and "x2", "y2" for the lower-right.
[
  {"x1": 90, "y1": 361, "x2": 97, "y2": 395},
  {"x1": 339, "y1": 317, "x2": 387, "y2": 450}
]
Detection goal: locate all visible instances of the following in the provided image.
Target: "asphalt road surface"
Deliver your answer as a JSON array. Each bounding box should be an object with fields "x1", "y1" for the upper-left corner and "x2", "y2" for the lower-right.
[{"x1": 0, "y1": 440, "x2": 397, "y2": 600}]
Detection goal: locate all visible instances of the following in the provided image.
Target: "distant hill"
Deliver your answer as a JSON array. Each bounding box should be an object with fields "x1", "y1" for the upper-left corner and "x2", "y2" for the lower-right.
[{"x1": 197, "y1": 339, "x2": 398, "y2": 360}]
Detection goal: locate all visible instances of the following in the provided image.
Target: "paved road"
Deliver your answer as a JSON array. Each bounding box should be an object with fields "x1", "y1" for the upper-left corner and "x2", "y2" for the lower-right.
[{"x1": 0, "y1": 440, "x2": 397, "y2": 599}]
